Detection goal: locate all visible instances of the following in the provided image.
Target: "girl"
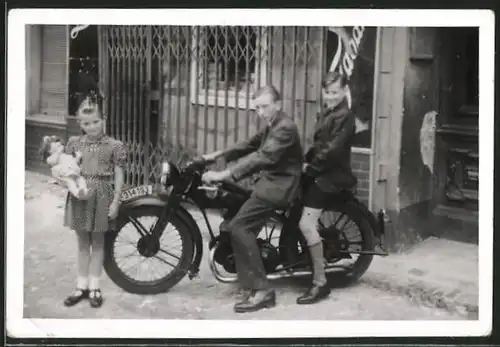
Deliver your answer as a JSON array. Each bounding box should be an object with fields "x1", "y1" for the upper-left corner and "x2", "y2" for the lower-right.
[
  {"x1": 63, "y1": 102, "x2": 126, "y2": 308},
  {"x1": 297, "y1": 71, "x2": 358, "y2": 305}
]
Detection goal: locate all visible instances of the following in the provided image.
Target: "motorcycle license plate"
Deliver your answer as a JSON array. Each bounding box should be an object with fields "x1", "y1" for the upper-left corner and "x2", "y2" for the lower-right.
[{"x1": 121, "y1": 185, "x2": 153, "y2": 202}]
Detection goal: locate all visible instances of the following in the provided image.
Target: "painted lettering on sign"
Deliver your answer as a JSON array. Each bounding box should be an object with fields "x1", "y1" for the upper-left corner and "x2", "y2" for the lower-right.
[
  {"x1": 70, "y1": 25, "x2": 90, "y2": 39},
  {"x1": 328, "y1": 26, "x2": 365, "y2": 79},
  {"x1": 327, "y1": 26, "x2": 367, "y2": 133}
]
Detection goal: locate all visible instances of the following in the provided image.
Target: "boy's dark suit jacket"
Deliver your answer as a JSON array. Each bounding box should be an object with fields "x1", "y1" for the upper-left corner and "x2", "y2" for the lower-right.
[
  {"x1": 305, "y1": 99, "x2": 358, "y2": 192},
  {"x1": 222, "y1": 111, "x2": 303, "y2": 208}
]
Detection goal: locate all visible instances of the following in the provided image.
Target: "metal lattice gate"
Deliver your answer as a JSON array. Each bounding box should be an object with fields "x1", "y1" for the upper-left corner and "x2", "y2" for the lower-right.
[{"x1": 99, "y1": 26, "x2": 325, "y2": 186}]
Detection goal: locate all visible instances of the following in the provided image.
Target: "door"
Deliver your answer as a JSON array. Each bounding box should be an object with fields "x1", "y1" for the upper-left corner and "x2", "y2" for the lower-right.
[{"x1": 433, "y1": 27, "x2": 479, "y2": 242}]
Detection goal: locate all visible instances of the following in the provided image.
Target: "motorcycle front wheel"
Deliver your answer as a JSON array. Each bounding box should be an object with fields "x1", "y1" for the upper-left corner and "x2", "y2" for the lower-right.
[{"x1": 104, "y1": 205, "x2": 194, "y2": 295}]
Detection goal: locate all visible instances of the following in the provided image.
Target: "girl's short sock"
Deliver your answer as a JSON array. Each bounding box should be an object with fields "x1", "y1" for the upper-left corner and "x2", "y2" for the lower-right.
[
  {"x1": 89, "y1": 276, "x2": 100, "y2": 290},
  {"x1": 77, "y1": 276, "x2": 89, "y2": 289}
]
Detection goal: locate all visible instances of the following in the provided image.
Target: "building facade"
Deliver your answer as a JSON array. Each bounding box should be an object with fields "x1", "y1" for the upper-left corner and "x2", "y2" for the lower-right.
[{"x1": 25, "y1": 25, "x2": 479, "y2": 250}]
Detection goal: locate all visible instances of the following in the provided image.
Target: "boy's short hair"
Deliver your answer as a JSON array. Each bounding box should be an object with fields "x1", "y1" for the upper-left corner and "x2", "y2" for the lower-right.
[
  {"x1": 39, "y1": 135, "x2": 62, "y2": 162},
  {"x1": 252, "y1": 85, "x2": 281, "y2": 102},
  {"x1": 322, "y1": 71, "x2": 348, "y2": 89}
]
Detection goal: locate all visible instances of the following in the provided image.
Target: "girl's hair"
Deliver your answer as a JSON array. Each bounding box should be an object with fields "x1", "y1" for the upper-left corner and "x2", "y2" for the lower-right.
[
  {"x1": 76, "y1": 97, "x2": 103, "y2": 135},
  {"x1": 39, "y1": 135, "x2": 63, "y2": 162},
  {"x1": 321, "y1": 71, "x2": 348, "y2": 89},
  {"x1": 76, "y1": 97, "x2": 103, "y2": 119}
]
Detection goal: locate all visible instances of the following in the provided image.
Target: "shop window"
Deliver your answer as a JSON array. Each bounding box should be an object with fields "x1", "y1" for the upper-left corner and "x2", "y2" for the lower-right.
[
  {"x1": 190, "y1": 26, "x2": 268, "y2": 109},
  {"x1": 325, "y1": 27, "x2": 378, "y2": 149},
  {"x1": 68, "y1": 25, "x2": 99, "y2": 115}
]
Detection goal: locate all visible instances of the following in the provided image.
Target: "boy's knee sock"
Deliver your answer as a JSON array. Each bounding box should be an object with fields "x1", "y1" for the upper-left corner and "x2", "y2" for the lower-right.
[{"x1": 309, "y1": 242, "x2": 327, "y2": 286}]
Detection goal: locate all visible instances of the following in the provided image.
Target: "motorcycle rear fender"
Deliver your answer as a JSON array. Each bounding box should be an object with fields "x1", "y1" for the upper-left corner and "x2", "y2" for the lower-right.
[
  {"x1": 335, "y1": 193, "x2": 383, "y2": 238},
  {"x1": 119, "y1": 195, "x2": 204, "y2": 275}
]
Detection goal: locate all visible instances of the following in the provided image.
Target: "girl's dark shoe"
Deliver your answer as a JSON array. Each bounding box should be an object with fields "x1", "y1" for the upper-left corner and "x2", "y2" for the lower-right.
[
  {"x1": 296, "y1": 284, "x2": 331, "y2": 305},
  {"x1": 64, "y1": 288, "x2": 89, "y2": 307},
  {"x1": 89, "y1": 289, "x2": 103, "y2": 308}
]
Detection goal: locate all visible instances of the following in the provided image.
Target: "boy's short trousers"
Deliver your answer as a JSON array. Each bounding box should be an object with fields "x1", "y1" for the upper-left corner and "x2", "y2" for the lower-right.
[{"x1": 302, "y1": 180, "x2": 339, "y2": 209}]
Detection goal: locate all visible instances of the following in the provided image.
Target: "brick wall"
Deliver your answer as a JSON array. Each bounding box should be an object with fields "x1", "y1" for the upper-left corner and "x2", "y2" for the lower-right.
[{"x1": 351, "y1": 151, "x2": 370, "y2": 206}]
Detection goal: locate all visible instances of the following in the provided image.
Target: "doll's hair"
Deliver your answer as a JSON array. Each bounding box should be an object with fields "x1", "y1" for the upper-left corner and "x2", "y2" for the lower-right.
[{"x1": 39, "y1": 135, "x2": 63, "y2": 162}]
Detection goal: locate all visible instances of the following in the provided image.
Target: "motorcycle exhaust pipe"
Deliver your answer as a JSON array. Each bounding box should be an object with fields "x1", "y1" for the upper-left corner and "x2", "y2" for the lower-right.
[{"x1": 208, "y1": 248, "x2": 345, "y2": 284}]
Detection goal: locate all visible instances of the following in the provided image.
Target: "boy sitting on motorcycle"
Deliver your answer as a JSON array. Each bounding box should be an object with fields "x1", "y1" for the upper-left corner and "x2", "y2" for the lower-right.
[{"x1": 201, "y1": 85, "x2": 304, "y2": 313}]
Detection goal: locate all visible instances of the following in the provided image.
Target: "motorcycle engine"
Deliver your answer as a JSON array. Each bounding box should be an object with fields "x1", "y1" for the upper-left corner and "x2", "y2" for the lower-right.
[
  {"x1": 213, "y1": 221, "x2": 237, "y2": 273},
  {"x1": 213, "y1": 221, "x2": 281, "y2": 274},
  {"x1": 256, "y1": 238, "x2": 281, "y2": 273}
]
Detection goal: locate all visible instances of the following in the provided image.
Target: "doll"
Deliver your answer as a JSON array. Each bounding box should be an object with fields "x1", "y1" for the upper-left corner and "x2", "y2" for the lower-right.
[{"x1": 40, "y1": 135, "x2": 89, "y2": 200}]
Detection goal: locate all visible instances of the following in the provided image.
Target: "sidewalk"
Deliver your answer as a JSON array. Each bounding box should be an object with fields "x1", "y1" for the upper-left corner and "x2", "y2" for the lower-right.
[
  {"x1": 23, "y1": 170, "x2": 479, "y2": 319},
  {"x1": 361, "y1": 238, "x2": 478, "y2": 319}
]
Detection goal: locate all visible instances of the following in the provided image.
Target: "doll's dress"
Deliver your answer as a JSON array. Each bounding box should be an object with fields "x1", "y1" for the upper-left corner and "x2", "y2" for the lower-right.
[{"x1": 51, "y1": 153, "x2": 82, "y2": 182}]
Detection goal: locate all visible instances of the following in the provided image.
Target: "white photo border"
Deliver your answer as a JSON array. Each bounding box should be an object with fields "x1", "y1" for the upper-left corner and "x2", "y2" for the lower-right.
[{"x1": 8, "y1": 8, "x2": 495, "y2": 339}]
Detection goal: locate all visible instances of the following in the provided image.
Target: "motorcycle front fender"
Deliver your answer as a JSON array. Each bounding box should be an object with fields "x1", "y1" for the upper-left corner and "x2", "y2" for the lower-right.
[
  {"x1": 119, "y1": 194, "x2": 166, "y2": 213},
  {"x1": 117, "y1": 194, "x2": 204, "y2": 277}
]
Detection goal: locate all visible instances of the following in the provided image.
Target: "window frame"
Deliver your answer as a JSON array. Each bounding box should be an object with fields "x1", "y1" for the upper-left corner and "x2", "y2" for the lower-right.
[{"x1": 189, "y1": 26, "x2": 268, "y2": 110}]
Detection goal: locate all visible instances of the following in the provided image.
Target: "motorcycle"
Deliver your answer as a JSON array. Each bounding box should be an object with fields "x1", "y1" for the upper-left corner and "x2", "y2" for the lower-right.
[{"x1": 103, "y1": 158, "x2": 388, "y2": 295}]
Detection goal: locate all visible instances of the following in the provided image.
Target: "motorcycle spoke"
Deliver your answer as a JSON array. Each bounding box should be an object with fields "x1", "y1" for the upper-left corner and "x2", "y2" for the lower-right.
[
  {"x1": 148, "y1": 259, "x2": 167, "y2": 281},
  {"x1": 120, "y1": 254, "x2": 148, "y2": 275},
  {"x1": 318, "y1": 219, "x2": 326, "y2": 229},
  {"x1": 151, "y1": 254, "x2": 178, "y2": 269},
  {"x1": 330, "y1": 212, "x2": 345, "y2": 228},
  {"x1": 128, "y1": 216, "x2": 150, "y2": 237},
  {"x1": 132, "y1": 257, "x2": 151, "y2": 279},
  {"x1": 157, "y1": 247, "x2": 181, "y2": 260},
  {"x1": 115, "y1": 248, "x2": 140, "y2": 262},
  {"x1": 335, "y1": 215, "x2": 350, "y2": 230}
]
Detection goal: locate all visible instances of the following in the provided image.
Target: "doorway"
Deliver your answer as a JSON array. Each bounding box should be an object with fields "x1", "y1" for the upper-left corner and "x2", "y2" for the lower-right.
[{"x1": 433, "y1": 27, "x2": 479, "y2": 243}]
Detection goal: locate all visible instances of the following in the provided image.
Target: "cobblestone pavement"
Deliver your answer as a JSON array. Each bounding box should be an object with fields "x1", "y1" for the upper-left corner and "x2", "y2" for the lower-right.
[{"x1": 23, "y1": 172, "x2": 465, "y2": 320}]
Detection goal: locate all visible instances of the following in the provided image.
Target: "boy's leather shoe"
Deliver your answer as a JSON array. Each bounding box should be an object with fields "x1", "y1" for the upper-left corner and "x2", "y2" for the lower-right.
[
  {"x1": 234, "y1": 289, "x2": 276, "y2": 313},
  {"x1": 296, "y1": 284, "x2": 331, "y2": 305}
]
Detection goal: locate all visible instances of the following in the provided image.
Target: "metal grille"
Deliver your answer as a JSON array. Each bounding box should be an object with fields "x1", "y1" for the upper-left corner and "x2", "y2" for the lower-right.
[{"x1": 101, "y1": 25, "x2": 324, "y2": 186}]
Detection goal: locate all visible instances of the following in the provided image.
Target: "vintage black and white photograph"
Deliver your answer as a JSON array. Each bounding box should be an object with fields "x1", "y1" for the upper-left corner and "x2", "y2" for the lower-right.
[{"x1": 7, "y1": 8, "x2": 494, "y2": 338}]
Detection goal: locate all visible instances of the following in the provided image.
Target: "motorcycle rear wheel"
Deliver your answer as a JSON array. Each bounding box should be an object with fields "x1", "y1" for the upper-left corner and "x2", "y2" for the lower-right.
[
  {"x1": 104, "y1": 205, "x2": 194, "y2": 295},
  {"x1": 280, "y1": 200, "x2": 374, "y2": 286},
  {"x1": 323, "y1": 201, "x2": 374, "y2": 285}
]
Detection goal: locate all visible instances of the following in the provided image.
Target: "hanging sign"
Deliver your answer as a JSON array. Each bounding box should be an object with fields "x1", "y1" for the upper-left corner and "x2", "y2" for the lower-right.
[
  {"x1": 70, "y1": 25, "x2": 90, "y2": 39},
  {"x1": 328, "y1": 26, "x2": 365, "y2": 79},
  {"x1": 327, "y1": 26, "x2": 368, "y2": 134}
]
